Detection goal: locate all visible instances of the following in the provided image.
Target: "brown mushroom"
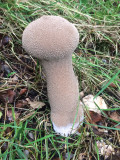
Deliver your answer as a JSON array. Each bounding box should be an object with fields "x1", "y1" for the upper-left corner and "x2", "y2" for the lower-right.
[{"x1": 22, "y1": 15, "x2": 84, "y2": 136}]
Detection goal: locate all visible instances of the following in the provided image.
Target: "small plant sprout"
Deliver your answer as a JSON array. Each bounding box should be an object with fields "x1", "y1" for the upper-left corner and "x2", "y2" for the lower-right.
[{"x1": 22, "y1": 15, "x2": 84, "y2": 136}]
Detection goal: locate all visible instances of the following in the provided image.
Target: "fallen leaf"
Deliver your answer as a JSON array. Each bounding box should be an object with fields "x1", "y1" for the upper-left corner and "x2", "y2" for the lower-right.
[
  {"x1": 85, "y1": 110, "x2": 105, "y2": 134},
  {"x1": 110, "y1": 111, "x2": 120, "y2": 122},
  {"x1": 16, "y1": 100, "x2": 28, "y2": 108},
  {"x1": 110, "y1": 111, "x2": 120, "y2": 129},
  {"x1": 19, "y1": 88, "x2": 27, "y2": 95},
  {"x1": 6, "y1": 90, "x2": 16, "y2": 103},
  {"x1": 82, "y1": 95, "x2": 107, "y2": 114},
  {"x1": 89, "y1": 111, "x2": 102, "y2": 123},
  {"x1": 0, "y1": 90, "x2": 16, "y2": 103},
  {"x1": 26, "y1": 98, "x2": 45, "y2": 109}
]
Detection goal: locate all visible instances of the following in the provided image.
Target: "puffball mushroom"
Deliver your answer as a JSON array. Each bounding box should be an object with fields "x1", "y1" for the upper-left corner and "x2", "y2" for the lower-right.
[{"x1": 22, "y1": 15, "x2": 84, "y2": 136}]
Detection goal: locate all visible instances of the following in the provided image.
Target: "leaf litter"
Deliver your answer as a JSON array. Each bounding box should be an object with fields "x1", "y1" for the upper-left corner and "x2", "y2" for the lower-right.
[
  {"x1": 77, "y1": 94, "x2": 120, "y2": 159},
  {"x1": 26, "y1": 98, "x2": 45, "y2": 109}
]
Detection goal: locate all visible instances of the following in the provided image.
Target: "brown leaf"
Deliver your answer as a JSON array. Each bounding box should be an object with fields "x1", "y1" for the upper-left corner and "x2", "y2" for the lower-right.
[
  {"x1": 110, "y1": 111, "x2": 120, "y2": 122},
  {"x1": 16, "y1": 100, "x2": 28, "y2": 108},
  {"x1": 110, "y1": 111, "x2": 120, "y2": 129},
  {"x1": 19, "y1": 88, "x2": 27, "y2": 95},
  {"x1": 0, "y1": 90, "x2": 16, "y2": 103},
  {"x1": 6, "y1": 90, "x2": 16, "y2": 103},
  {"x1": 85, "y1": 111, "x2": 105, "y2": 134},
  {"x1": 89, "y1": 111, "x2": 103, "y2": 123}
]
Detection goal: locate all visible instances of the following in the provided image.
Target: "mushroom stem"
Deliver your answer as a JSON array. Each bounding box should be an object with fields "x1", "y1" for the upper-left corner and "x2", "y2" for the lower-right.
[{"x1": 42, "y1": 56, "x2": 84, "y2": 136}]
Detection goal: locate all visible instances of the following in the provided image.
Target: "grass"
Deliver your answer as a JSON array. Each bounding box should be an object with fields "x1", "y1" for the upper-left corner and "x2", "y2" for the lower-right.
[{"x1": 0, "y1": 0, "x2": 120, "y2": 159}]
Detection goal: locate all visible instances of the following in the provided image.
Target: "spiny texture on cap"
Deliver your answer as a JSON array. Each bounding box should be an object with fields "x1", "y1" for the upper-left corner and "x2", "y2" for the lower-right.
[
  {"x1": 22, "y1": 15, "x2": 79, "y2": 60},
  {"x1": 22, "y1": 15, "x2": 84, "y2": 136}
]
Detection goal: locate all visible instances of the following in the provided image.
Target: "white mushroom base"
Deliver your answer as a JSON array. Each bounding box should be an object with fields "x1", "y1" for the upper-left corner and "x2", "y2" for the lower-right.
[{"x1": 52, "y1": 115, "x2": 84, "y2": 137}]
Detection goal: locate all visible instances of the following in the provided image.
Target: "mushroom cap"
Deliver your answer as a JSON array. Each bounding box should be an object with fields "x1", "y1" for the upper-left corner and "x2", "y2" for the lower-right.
[{"x1": 22, "y1": 15, "x2": 79, "y2": 60}]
